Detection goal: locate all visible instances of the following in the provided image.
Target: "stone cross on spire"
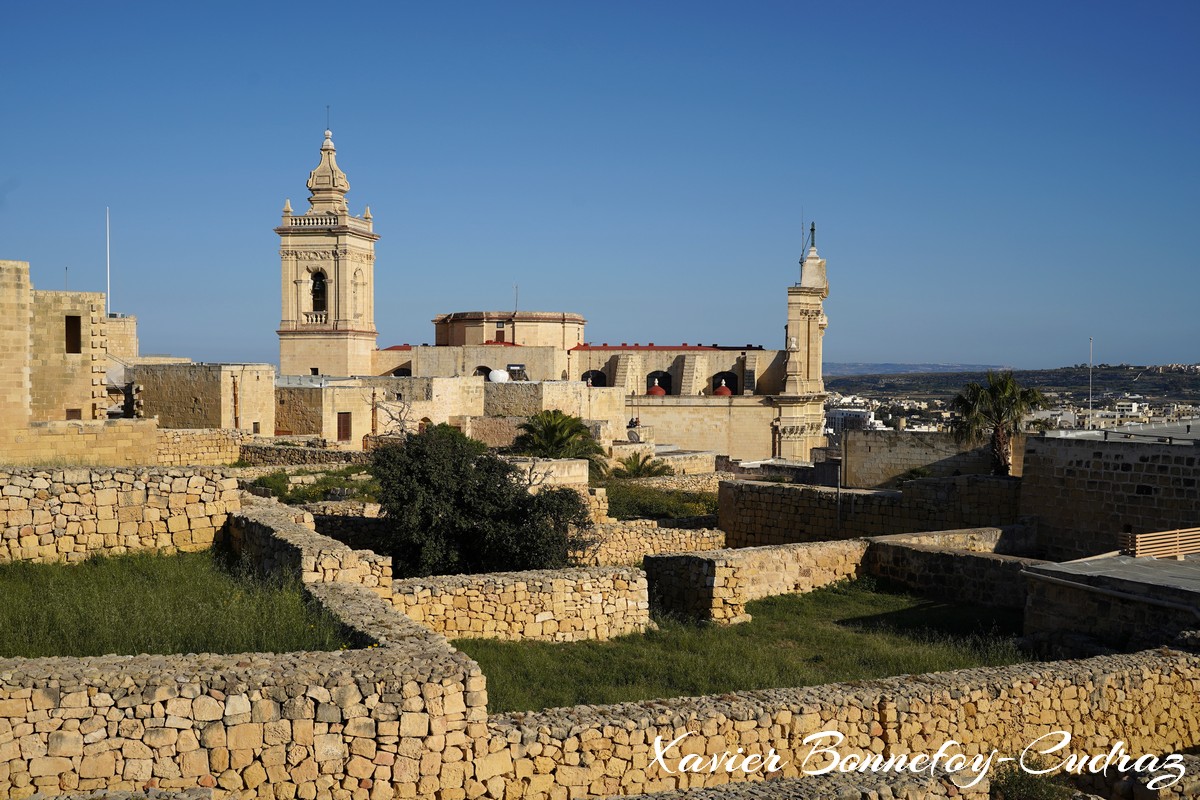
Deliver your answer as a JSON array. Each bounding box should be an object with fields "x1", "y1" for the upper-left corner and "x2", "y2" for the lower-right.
[{"x1": 306, "y1": 130, "x2": 350, "y2": 213}]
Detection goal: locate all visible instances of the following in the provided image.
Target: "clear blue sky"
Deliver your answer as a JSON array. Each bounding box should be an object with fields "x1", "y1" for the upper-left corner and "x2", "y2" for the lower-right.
[{"x1": 4, "y1": 1, "x2": 1197, "y2": 369}]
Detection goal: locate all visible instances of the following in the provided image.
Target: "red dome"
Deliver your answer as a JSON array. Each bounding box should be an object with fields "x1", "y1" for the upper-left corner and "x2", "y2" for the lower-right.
[
  {"x1": 647, "y1": 379, "x2": 667, "y2": 396},
  {"x1": 713, "y1": 381, "x2": 732, "y2": 396}
]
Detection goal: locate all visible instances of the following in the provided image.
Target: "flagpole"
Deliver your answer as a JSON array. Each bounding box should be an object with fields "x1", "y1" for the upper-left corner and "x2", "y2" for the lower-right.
[{"x1": 106, "y1": 207, "x2": 111, "y2": 316}]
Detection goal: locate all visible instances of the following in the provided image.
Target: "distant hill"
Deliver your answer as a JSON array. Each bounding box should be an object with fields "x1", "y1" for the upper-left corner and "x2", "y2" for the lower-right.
[
  {"x1": 823, "y1": 362, "x2": 1006, "y2": 377},
  {"x1": 826, "y1": 365, "x2": 1200, "y2": 404}
]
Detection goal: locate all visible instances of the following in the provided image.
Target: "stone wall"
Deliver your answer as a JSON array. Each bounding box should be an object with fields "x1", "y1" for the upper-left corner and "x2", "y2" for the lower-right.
[
  {"x1": 653, "y1": 451, "x2": 717, "y2": 475},
  {"x1": 1020, "y1": 437, "x2": 1200, "y2": 559},
  {"x1": 0, "y1": 420, "x2": 161, "y2": 468},
  {"x1": 237, "y1": 443, "x2": 368, "y2": 467},
  {"x1": 487, "y1": 649, "x2": 1200, "y2": 798},
  {"x1": 0, "y1": 495, "x2": 487, "y2": 800},
  {"x1": 156, "y1": 429, "x2": 242, "y2": 467},
  {"x1": 625, "y1": 472, "x2": 734, "y2": 494},
  {"x1": 459, "y1": 415, "x2": 523, "y2": 448},
  {"x1": 390, "y1": 567, "x2": 649, "y2": 641},
  {"x1": 582, "y1": 520, "x2": 725, "y2": 566},
  {"x1": 30, "y1": 290, "x2": 108, "y2": 423},
  {"x1": 0, "y1": 467, "x2": 238, "y2": 563},
  {"x1": 645, "y1": 540, "x2": 868, "y2": 623},
  {"x1": 1023, "y1": 560, "x2": 1200, "y2": 655},
  {"x1": 0, "y1": 261, "x2": 33, "y2": 432},
  {"x1": 841, "y1": 429, "x2": 1004, "y2": 488},
  {"x1": 719, "y1": 476, "x2": 1021, "y2": 548},
  {"x1": 864, "y1": 529, "x2": 1046, "y2": 610},
  {"x1": 630, "y1": 395, "x2": 778, "y2": 462}
]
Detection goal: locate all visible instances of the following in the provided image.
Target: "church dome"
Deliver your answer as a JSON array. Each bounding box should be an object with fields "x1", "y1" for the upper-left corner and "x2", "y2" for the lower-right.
[
  {"x1": 647, "y1": 378, "x2": 666, "y2": 396},
  {"x1": 713, "y1": 379, "x2": 732, "y2": 396}
]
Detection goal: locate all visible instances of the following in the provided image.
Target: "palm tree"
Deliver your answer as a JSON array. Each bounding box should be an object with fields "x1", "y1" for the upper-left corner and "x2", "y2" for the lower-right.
[
  {"x1": 610, "y1": 453, "x2": 674, "y2": 479},
  {"x1": 950, "y1": 371, "x2": 1046, "y2": 476},
  {"x1": 512, "y1": 410, "x2": 607, "y2": 464}
]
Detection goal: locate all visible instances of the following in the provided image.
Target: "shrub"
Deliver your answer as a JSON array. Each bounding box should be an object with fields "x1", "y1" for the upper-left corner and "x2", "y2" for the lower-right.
[
  {"x1": 603, "y1": 482, "x2": 717, "y2": 520},
  {"x1": 372, "y1": 425, "x2": 593, "y2": 577},
  {"x1": 989, "y1": 756, "x2": 1074, "y2": 799}
]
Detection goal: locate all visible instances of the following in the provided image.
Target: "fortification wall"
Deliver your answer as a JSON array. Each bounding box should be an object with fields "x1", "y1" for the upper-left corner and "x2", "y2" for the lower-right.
[
  {"x1": 30, "y1": 290, "x2": 108, "y2": 423},
  {"x1": 719, "y1": 476, "x2": 1021, "y2": 548},
  {"x1": 390, "y1": 568, "x2": 648, "y2": 642},
  {"x1": 1020, "y1": 437, "x2": 1200, "y2": 559},
  {"x1": 0, "y1": 467, "x2": 237, "y2": 563},
  {"x1": 0, "y1": 261, "x2": 33, "y2": 432},
  {"x1": 156, "y1": 429, "x2": 241, "y2": 466},
  {"x1": 0, "y1": 420, "x2": 161, "y2": 467},
  {"x1": 841, "y1": 429, "x2": 1005, "y2": 488},
  {"x1": 864, "y1": 532, "x2": 1045, "y2": 610},
  {"x1": 624, "y1": 472, "x2": 735, "y2": 494}
]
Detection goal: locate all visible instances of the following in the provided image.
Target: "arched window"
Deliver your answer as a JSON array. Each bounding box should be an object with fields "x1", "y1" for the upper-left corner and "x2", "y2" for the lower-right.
[
  {"x1": 646, "y1": 371, "x2": 673, "y2": 395},
  {"x1": 712, "y1": 371, "x2": 739, "y2": 395},
  {"x1": 581, "y1": 369, "x2": 607, "y2": 387},
  {"x1": 473, "y1": 365, "x2": 492, "y2": 378},
  {"x1": 311, "y1": 271, "x2": 327, "y2": 313}
]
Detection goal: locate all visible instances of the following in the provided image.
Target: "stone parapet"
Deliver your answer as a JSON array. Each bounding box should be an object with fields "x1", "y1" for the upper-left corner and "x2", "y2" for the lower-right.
[
  {"x1": 237, "y1": 444, "x2": 368, "y2": 467},
  {"x1": 719, "y1": 476, "x2": 1021, "y2": 548},
  {"x1": 0, "y1": 467, "x2": 239, "y2": 564},
  {"x1": 156, "y1": 429, "x2": 242, "y2": 467},
  {"x1": 391, "y1": 567, "x2": 649, "y2": 641}
]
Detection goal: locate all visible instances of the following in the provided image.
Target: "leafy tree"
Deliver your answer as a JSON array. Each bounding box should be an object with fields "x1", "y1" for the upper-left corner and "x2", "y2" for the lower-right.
[
  {"x1": 950, "y1": 371, "x2": 1046, "y2": 476},
  {"x1": 610, "y1": 453, "x2": 674, "y2": 479},
  {"x1": 370, "y1": 425, "x2": 593, "y2": 577},
  {"x1": 512, "y1": 410, "x2": 608, "y2": 478}
]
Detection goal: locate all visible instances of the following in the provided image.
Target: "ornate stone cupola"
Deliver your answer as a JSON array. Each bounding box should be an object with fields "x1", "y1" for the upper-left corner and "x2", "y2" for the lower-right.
[{"x1": 276, "y1": 130, "x2": 379, "y2": 378}]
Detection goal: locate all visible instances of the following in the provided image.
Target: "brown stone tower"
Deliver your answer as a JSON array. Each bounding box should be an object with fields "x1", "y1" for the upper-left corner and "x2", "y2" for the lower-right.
[{"x1": 276, "y1": 130, "x2": 379, "y2": 377}]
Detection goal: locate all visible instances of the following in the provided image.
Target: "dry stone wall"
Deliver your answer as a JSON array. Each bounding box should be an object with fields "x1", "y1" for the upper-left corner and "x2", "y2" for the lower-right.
[
  {"x1": 626, "y1": 472, "x2": 736, "y2": 494},
  {"x1": 237, "y1": 444, "x2": 368, "y2": 467},
  {"x1": 0, "y1": 495, "x2": 486, "y2": 800},
  {"x1": 719, "y1": 476, "x2": 1021, "y2": 548},
  {"x1": 645, "y1": 540, "x2": 867, "y2": 623},
  {"x1": 390, "y1": 568, "x2": 649, "y2": 642},
  {"x1": 487, "y1": 649, "x2": 1200, "y2": 798},
  {"x1": 581, "y1": 520, "x2": 725, "y2": 566},
  {"x1": 841, "y1": 429, "x2": 1006, "y2": 488},
  {"x1": 1020, "y1": 437, "x2": 1200, "y2": 559},
  {"x1": 0, "y1": 468, "x2": 238, "y2": 563}
]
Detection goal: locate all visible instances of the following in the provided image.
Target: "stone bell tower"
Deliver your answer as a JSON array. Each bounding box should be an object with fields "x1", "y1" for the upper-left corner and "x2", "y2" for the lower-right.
[
  {"x1": 775, "y1": 224, "x2": 829, "y2": 461},
  {"x1": 276, "y1": 130, "x2": 378, "y2": 377}
]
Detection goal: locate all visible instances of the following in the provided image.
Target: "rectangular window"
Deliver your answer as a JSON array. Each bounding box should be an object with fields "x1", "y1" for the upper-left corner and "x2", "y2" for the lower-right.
[
  {"x1": 310, "y1": 367, "x2": 319, "y2": 376},
  {"x1": 65, "y1": 408, "x2": 82, "y2": 420},
  {"x1": 337, "y1": 412, "x2": 352, "y2": 442},
  {"x1": 252, "y1": 422, "x2": 260, "y2": 434},
  {"x1": 65, "y1": 316, "x2": 82, "y2": 354}
]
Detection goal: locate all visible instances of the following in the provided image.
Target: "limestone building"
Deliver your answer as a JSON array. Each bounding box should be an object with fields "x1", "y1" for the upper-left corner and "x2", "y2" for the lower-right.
[
  {"x1": 273, "y1": 132, "x2": 831, "y2": 462},
  {"x1": 277, "y1": 130, "x2": 379, "y2": 378}
]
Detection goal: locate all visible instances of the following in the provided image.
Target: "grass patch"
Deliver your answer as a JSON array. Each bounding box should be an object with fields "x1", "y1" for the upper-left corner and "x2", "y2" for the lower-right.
[
  {"x1": 455, "y1": 580, "x2": 1027, "y2": 713},
  {"x1": 601, "y1": 481, "x2": 717, "y2": 520},
  {"x1": 0, "y1": 550, "x2": 355, "y2": 658},
  {"x1": 250, "y1": 465, "x2": 379, "y2": 505}
]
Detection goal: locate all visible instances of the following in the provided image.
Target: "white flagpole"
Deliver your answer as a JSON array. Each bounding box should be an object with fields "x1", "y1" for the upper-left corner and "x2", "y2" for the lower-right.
[{"x1": 106, "y1": 207, "x2": 111, "y2": 316}]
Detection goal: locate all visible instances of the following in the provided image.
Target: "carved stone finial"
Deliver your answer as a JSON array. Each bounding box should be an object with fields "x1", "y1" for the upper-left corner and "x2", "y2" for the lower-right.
[
  {"x1": 306, "y1": 129, "x2": 351, "y2": 213},
  {"x1": 282, "y1": 198, "x2": 292, "y2": 215}
]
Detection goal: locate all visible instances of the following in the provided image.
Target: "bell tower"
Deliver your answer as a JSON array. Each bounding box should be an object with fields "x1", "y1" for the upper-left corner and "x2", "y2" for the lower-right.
[
  {"x1": 775, "y1": 223, "x2": 829, "y2": 461},
  {"x1": 277, "y1": 130, "x2": 378, "y2": 377}
]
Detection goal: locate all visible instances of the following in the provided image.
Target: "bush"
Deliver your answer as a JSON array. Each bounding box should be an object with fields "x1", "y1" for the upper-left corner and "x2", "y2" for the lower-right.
[
  {"x1": 610, "y1": 453, "x2": 674, "y2": 479},
  {"x1": 603, "y1": 482, "x2": 717, "y2": 520},
  {"x1": 990, "y1": 756, "x2": 1073, "y2": 799},
  {"x1": 372, "y1": 425, "x2": 593, "y2": 577},
  {"x1": 250, "y1": 466, "x2": 378, "y2": 505}
]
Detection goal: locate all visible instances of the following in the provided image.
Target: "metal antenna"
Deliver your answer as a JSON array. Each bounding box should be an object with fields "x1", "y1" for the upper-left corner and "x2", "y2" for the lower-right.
[
  {"x1": 326, "y1": 105, "x2": 330, "y2": 129},
  {"x1": 514, "y1": 284, "x2": 519, "y2": 312}
]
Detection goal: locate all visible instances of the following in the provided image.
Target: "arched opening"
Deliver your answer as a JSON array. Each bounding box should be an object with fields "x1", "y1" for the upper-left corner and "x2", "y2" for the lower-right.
[
  {"x1": 582, "y1": 369, "x2": 607, "y2": 387},
  {"x1": 473, "y1": 365, "x2": 492, "y2": 378},
  {"x1": 646, "y1": 371, "x2": 672, "y2": 396},
  {"x1": 311, "y1": 271, "x2": 327, "y2": 314},
  {"x1": 391, "y1": 367, "x2": 412, "y2": 377},
  {"x1": 418, "y1": 417, "x2": 433, "y2": 434},
  {"x1": 712, "y1": 371, "x2": 739, "y2": 395}
]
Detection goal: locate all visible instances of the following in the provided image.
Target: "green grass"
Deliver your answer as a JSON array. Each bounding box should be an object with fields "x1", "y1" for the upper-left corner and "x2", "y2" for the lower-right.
[
  {"x1": 601, "y1": 482, "x2": 717, "y2": 520},
  {"x1": 250, "y1": 465, "x2": 379, "y2": 505},
  {"x1": 455, "y1": 580, "x2": 1027, "y2": 713},
  {"x1": 0, "y1": 550, "x2": 355, "y2": 658}
]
